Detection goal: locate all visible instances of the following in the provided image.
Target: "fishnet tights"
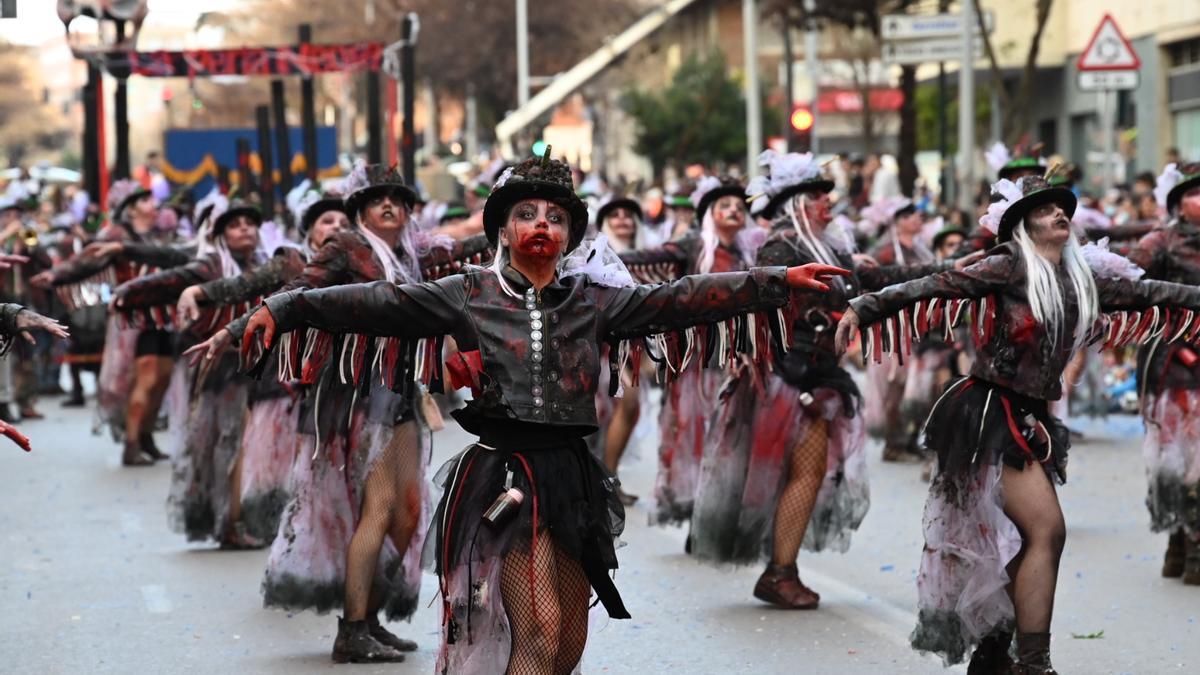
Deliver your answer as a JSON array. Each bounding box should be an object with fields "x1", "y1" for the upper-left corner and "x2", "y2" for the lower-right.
[
  {"x1": 500, "y1": 535, "x2": 591, "y2": 675},
  {"x1": 771, "y1": 418, "x2": 829, "y2": 566},
  {"x1": 1001, "y1": 462, "x2": 1066, "y2": 633},
  {"x1": 344, "y1": 420, "x2": 423, "y2": 621}
]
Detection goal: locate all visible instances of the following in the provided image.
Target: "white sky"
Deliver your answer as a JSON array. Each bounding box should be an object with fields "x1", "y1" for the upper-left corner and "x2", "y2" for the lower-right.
[{"x1": 0, "y1": 0, "x2": 241, "y2": 45}]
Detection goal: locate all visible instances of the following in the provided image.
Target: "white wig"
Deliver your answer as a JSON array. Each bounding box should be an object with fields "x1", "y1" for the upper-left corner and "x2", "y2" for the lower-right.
[{"x1": 1011, "y1": 221, "x2": 1099, "y2": 351}]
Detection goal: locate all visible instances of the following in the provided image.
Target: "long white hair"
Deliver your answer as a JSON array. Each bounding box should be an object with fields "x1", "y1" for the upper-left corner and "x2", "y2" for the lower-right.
[
  {"x1": 356, "y1": 210, "x2": 420, "y2": 284},
  {"x1": 1011, "y1": 222, "x2": 1099, "y2": 350},
  {"x1": 196, "y1": 220, "x2": 264, "y2": 280},
  {"x1": 696, "y1": 198, "x2": 748, "y2": 271},
  {"x1": 783, "y1": 194, "x2": 839, "y2": 267}
]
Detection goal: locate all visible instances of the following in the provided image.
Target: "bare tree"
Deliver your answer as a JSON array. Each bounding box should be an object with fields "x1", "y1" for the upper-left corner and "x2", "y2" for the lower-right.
[{"x1": 975, "y1": 0, "x2": 1054, "y2": 145}]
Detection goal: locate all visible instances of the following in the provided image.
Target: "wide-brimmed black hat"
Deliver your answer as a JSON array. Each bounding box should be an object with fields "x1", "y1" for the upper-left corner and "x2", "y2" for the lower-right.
[
  {"x1": 931, "y1": 226, "x2": 967, "y2": 250},
  {"x1": 693, "y1": 176, "x2": 746, "y2": 219},
  {"x1": 213, "y1": 203, "x2": 263, "y2": 236},
  {"x1": 595, "y1": 197, "x2": 643, "y2": 225},
  {"x1": 482, "y1": 148, "x2": 589, "y2": 253},
  {"x1": 762, "y1": 180, "x2": 833, "y2": 220},
  {"x1": 344, "y1": 164, "x2": 417, "y2": 218},
  {"x1": 997, "y1": 176, "x2": 1077, "y2": 242},
  {"x1": 1167, "y1": 162, "x2": 1200, "y2": 214},
  {"x1": 107, "y1": 179, "x2": 152, "y2": 221},
  {"x1": 299, "y1": 198, "x2": 348, "y2": 236}
]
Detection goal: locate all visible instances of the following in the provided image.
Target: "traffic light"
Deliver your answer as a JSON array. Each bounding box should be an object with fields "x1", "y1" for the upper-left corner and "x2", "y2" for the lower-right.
[{"x1": 790, "y1": 105, "x2": 814, "y2": 151}]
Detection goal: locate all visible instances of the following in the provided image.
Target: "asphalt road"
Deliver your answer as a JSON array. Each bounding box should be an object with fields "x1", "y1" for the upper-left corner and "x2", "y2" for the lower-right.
[{"x1": 1, "y1": 392, "x2": 1196, "y2": 674}]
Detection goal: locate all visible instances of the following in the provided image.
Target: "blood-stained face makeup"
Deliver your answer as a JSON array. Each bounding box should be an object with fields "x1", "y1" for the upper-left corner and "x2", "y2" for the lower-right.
[
  {"x1": 504, "y1": 198, "x2": 569, "y2": 260},
  {"x1": 362, "y1": 191, "x2": 409, "y2": 233}
]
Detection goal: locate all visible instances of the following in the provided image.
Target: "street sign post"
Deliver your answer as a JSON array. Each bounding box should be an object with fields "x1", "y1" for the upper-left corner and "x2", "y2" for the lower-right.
[
  {"x1": 881, "y1": 11, "x2": 994, "y2": 40},
  {"x1": 1077, "y1": 70, "x2": 1138, "y2": 91},
  {"x1": 1076, "y1": 14, "x2": 1141, "y2": 193},
  {"x1": 882, "y1": 38, "x2": 983, "y2": 65}
]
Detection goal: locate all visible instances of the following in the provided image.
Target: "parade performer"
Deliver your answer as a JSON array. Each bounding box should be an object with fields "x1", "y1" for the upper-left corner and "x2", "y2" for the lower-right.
[
  {"x1": 113, "y1": 202, "x2": 264, "y2": 545},
  {"x1": 618, "y1": 175, "x2": 757, "y2": 525},
  {"x1": 835, "y1": 173, "x2": 1200, "y2": 673},
  {"x1": 690, "y1": 151, "x2": 954, "y2": 610},
  {"x1": 238, "y1": 151, "x2": 847, "y2": 674},
  {"x1": 30, "y1": 179, "x2": 190, "y2": 465},
  {"x1": 0, "y1": 300, "x2": 69, "y2": 451},
  {"x1": 862, "y1": 196, "x2": 935, "y2": 461},
  {"x1": 177, "y1": 194, "x2": 345, "y2": 543},
  {"x1": 591, "y1": 195, "x2": 648, "y2": 505},
  {"x1": 196, "y1": 165, "x2": 449, "y2": 664},
  {"x1": 1131, "y1": 162, "x2": 1200, "y2": 586},
  {"x1": 185, "y1": 183, "x2": 490, "y2": 658}
]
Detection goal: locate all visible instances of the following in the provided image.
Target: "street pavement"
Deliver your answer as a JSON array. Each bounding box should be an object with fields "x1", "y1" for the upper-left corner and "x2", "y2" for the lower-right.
[{"x1": 1, "y1": 391, "x2": 1197, "y2": 674}]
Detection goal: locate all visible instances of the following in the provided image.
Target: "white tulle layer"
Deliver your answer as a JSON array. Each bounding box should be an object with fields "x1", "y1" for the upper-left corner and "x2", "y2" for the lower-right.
[{"x1": 910, "y1": 464, "x2": 1022, "y2": 665}]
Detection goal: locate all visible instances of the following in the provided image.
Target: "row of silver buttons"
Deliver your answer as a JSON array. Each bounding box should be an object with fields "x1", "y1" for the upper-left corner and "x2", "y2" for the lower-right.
[{"x1": 526, "y1": 287, "x2": 545, "y2": 407}]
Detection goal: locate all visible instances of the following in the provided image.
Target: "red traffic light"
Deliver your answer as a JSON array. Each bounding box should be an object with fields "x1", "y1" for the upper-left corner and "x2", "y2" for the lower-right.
[{"x1": 790, "y1": 106, "x2": 814, "y2": 132}]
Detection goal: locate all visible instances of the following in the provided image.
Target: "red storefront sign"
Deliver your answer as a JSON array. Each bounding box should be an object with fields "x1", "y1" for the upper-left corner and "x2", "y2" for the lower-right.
[{"x1": 817, "y1": 89, "x2": 904, "y2": 114}]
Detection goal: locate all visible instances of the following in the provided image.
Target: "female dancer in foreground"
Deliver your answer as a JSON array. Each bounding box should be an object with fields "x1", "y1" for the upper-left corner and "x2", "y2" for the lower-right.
[
  {"x1": 239, "y1": 151, "x2": 847, "y2": 674},
  {"x1": 836, "y1": 174, "x2": 1200, "y2": 673}
]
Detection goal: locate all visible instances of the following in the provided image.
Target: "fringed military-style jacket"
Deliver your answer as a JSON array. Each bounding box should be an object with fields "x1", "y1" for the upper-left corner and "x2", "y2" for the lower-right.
[{"x1": 850, "y1": 241, "x2": 1200, "y2": 401}]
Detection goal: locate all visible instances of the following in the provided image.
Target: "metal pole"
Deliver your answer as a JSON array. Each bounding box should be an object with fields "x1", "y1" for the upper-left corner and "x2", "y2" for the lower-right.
[
  {"x1": 113, "y1": 20, "x2": 131, "y2": 180},
  {"x1": 299, "y1": 24, "x2": 319, "y2": 181},
  {"x1": 958, "y1": 0, "x2": 976, "y2": 211},
  {"x1": 401, "y1": 13, "x2": 417, "y2": 183},
  {"x1": 367, "y1": 70, "x2": 382, "y2": 164},
  {"x1": 990, "y1": 79, "x2": 1001, "y2": 145},
  {"x1": 236, "y1": 138, "x2": 253, "y2": 194},
  {"x1": 255, "y1": 105, "x2": 276, "y2": 217},
  {"x1": 743, "y1": 0, "x2": 762, "y2": 170},
  {"x1": 782, "y1": 21, "x2": 795, "y2": 151},
  {"x1": 1101, "y1": 89, "x2": 1114, "y2": 193},
  {"x1": 516, "y1": 0, "x2": 530, "y2": 107},
  {"x1": 271, "y1": 79, "x2": 294, "y2": 192},
  {"x1": 803, "y1": 0, "x2": 819, "y2": 154},
  {"x1": 465, "y1": 83, "x2": 479, "y2": 160},
  {"x1": 938, "y1": 62, "x2": 948, "y2": 198},
  {"x1": 83, "y1": 62, "x2": 100, "y2": 204}
]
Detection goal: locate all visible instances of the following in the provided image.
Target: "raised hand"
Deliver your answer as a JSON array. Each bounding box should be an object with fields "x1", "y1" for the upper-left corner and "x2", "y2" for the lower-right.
[
  {"x1": 0, "y1": 419, "x2": 31, "y2": 452},
  {"x1": 183, "y1": 328, "x2": 234, "y2": 382},
  {"x1": 177, "y1": 286, "x2": 205, "y2": 325},
  {"x1": 15, "y1": 308, "x2": 70, "y2": 343},
  {"x1": 240, "y1": 306, "x2": 277, "y2": 364},
  {"x1": 28, "y1": 270, "x2": 54, "y2": 289},
  {"x1": 0, "y1": 253, "x2": 30, "y2": 269},
  {"x1": 81, "y1": 241, "x2": 124, "y2": 260},
  {"x1": 786, "y1": 263, "x2": 851, "y2": 292},
  {"x1": 834, "y1": 308, "x2": 860, "y2": 355}
]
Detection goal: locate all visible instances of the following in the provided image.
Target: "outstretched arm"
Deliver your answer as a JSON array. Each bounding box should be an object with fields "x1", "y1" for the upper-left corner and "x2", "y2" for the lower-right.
[
  {"x1": 113, "y1": 260, "x2": 215, "y2": 311},
  {"x1": 245, "y1": 275, "x2": 468, "y2": 350},
  {"x1": 836, "y1": 252, "x2": 1014, "y2": 353},
  {"x1": 598, "y1": 264, "x2": 847, "y2": 340}
]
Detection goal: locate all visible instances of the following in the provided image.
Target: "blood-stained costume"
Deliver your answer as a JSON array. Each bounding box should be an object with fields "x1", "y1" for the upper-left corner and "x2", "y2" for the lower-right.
[{"x1": 848, "y1": 175, "x2": 1200, "y2": 671}]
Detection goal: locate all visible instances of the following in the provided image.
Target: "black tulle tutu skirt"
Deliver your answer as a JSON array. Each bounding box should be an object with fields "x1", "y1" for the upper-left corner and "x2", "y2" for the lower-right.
[
  {"x1": 423, "y1": 417, "x2": 627, "y2": 673},
  {"x1": 923, "y1": 376, "x2": 1070, "y2": 486}
]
